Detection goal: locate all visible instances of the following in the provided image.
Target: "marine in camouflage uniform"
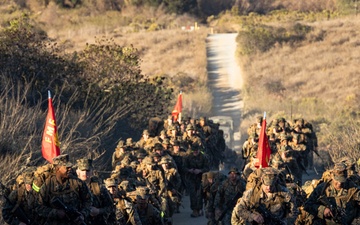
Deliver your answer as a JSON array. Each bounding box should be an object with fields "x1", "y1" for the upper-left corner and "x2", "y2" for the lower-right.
[
  {"x1": 202, "y1": 171, "x2": 227, "y2": 225},
  {"x1": 183, "y1": 144, "x2": 210, "y2": 217},
  {"x1": 271, "y1": 117, "x2": 292, "y2": 140},
  {"x1": 170, "y1": 140, "x2": 187, "y2": 201},
  {"x1": 136, "y1": 130, "x2": 154, "y2": 151},
  {"x1": 241, "y1": 133, "x2": 259, "y2": 164},
  {"x1": 231, "y1": 167, "x2": 298, "y2": 225},
  {"x1": 2, "y1": 171, "x2": 39, "y2": 225},
  {"x1": 104, "y1": 178, "x2": 142, "y2": 225},
  {"x1": 36, "y1": 154, "x2": 92, "y2": 225},
  {"x1": 159, "y1": 157, "x2": 182, "y2": 219},
  {"x1": 112, "y1": 140, "x2": 132, "y2": 169},
  {"x1": 214, "y1": 167, "x2": 246, "y2": 225},
  {"x1": 140, "y1": 157, "x2": 166, "y2": 196},
  {"x1": 303, "y1": 162, "x2": 360, "y2": 225},
  {"x1": 76, "y1": 158, "x2": 113, "y2": 225},
  {"x1": 271, "y1": 134, "x2": 303, "y2": 185},
  {"x1": 167, "y1": 125, "x2": 182, "y2": 146},
  {"x1": 289, "y1": 133, "x2": 308, "y2": 169},
  {"x1": 182, "y1": 124, "x2": 202, "y2": 150},
  {"x1": 293, "y1": 118, "x2": 318, "y2": 169},
  {"x1": 340, "y1": 156, "x2": 360, "y2": 186},
  {"x1": 135, "y1": 187, "x2": 162, "y2": 225},
  {"x1": 247, "y1": 116, "x2": 263, "y2": 137},
  {"x1": 198, "y1": 117, "x2": 213, "y2": 143}
]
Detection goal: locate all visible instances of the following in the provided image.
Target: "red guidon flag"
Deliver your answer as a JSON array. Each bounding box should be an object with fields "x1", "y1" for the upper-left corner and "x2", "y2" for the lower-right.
[
  {"x1": 172, "y1": 92, "x2": 182, "y2": 122},
  {"x1": 255, "y1": 112, "x2": 271, "y2": 168},
  {"x1": 41, "y1": 91, "x2": 60, "y2": 163}
]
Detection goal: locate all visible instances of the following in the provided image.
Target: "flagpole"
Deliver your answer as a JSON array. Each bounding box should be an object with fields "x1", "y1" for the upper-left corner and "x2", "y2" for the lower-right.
[{"x1": 179, "y1": 91, "x2": 182, "y2": 123}]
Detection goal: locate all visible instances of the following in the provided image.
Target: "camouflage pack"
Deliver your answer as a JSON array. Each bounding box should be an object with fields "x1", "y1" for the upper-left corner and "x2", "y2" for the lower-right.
[{"x1": 33, "y1": 164, "x2": 54, "y2": 192}]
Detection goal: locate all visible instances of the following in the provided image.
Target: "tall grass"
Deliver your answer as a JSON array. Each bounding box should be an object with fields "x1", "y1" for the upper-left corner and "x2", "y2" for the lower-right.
[
  {"x1": 0, "y1": 76, "x2": 132, "y2": 187},
  {"x1": 237, "y1": 15, "x2": 360, "y2": 163}
]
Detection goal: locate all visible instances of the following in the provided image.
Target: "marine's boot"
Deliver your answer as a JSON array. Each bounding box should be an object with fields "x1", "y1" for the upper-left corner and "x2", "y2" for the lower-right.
[
  {"x1": 191, "y1": 210, "x2": 199, "y2": 217},
  {"x1": 175, "y1": 204, "x2": 180, "y2": 213}
]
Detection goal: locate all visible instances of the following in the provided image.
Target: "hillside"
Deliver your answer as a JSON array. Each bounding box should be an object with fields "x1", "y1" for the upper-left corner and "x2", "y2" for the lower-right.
[{"x1": 0, "y1": 1, "x2": 359, "y2": 166}]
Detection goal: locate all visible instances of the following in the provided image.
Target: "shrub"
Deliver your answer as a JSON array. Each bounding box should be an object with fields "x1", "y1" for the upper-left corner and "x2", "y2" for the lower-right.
[{"x1": 237, "y1": 22, "x2": 312, "y2": 55}]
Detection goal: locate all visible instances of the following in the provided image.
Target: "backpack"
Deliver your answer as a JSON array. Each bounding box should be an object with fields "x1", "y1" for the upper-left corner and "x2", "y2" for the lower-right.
[{"x1": 32, "y1": 164, "x2": 54, "y2": 192}]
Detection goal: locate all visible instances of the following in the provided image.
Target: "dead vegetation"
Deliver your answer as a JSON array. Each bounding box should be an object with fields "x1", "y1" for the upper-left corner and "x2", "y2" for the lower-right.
[{"x1": 237, "y1": 15, "x2": 360, "y2": 161}]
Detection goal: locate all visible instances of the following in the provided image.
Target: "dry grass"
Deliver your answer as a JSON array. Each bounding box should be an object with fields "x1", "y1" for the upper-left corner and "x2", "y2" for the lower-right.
[
  {"x1": 238, "y1": 15, "x2": 360, "y2": 160},
  {"x1": 26, "y1": 4, "x2": 213, "y2": 116},
  {"x1": 241, "y1": 16, "x2": 360, "y2": 109}
]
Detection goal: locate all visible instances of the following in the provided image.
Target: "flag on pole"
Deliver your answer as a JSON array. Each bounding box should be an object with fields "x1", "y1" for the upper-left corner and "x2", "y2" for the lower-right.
[
  {"x1": 255, "y1": 112, "x2": 271, "y2": 168},
  {"x1": 41, "y1": 90, "x2": 60, "y2": 163},
  {"x1": 172, "y1": 91, "x2": 182, "y2": 122}
]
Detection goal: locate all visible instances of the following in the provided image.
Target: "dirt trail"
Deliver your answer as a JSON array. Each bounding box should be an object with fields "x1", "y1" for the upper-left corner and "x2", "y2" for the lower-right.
[{"x1": 206, "y1": 33, "x2": 243, "y2": 152}]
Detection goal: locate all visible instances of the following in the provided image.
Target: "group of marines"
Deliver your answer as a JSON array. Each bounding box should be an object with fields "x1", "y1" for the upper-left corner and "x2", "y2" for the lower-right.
[{"x1": 1, "y1": 115, "x2": 360, "y2": 225}]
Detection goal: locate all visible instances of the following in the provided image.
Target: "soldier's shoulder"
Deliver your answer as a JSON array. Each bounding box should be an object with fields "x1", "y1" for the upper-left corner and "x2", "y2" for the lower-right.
[
  {"x1": 69, "y1": 176, "x2": 87, "y2": 188},
  {"x1": 90, "y1": 176, "x2": 101, "y2": 183},
  {"x1": 242, "y1": 188, "x2": 254, "y2": 201},
  {"x1": 7, "y1": 189, "x2": 19, "y2": 201}
]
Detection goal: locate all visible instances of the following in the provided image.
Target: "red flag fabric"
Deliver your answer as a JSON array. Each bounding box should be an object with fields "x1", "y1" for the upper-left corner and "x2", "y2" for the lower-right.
[
  {"x1": 172, "y1": 93, "x2": 182, "y2": 122},
  {"x1": 255, "y1": 117, "x2": 271, "y2": 168},
  {"x1": 41, "y1": 91, "x2": 60, "y2": 163}
]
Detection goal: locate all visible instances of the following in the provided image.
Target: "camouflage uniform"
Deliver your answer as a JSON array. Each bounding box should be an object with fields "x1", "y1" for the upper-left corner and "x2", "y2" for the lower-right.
[
  {"x1": 303, "y1": 163, "x2": 360, "y2": 225},
  {"x1": 112, "y1": 140, "x2": 132, "y2": 169},
  {"x1": 214, "y1": 168, "x2": 246, "y2": 225},
  {"x1": 170, "y1": 140, "x2": 187, "y2": 199},
  {"x1": 202, "y1": 171, "x2": 227, "y2": 225},
  {"x1": 135, "y1": 187, "x2": 162, "y2": 225},
  {"x1": 104, "y1": 178, "x2": 142, "y2": 225},
  {"x1": 182, "y1": 124, "x2": 202, "y2": 150},
  {"x1": 241, "y1": 134, "x2": 258, "y2": 163},
  {"x1": 247, "y1": 116, "x2": 263, "y2": 137},
  {"x1": 183, "y1": 144, "x2": 210, "y2": 217},
  {"x1": 232, "y1": 167, "x2": 298, "y2": 225},
  {"x1": 289, "y1": 133, "x2": 308, "y2": 169},
  {"x1": 340, "y1": 157, "x2": 360, "y2": 186},
  {"x1": 2, "y1": 172, "x2": 39, "y2": 225},
  {"x1": 36, "y1": 154, "x2": 92, "y2": 225},
  {"x1": 167, "y1": 126, "x2": 183, "y2": 147},
  {"x1": 271, "y1": 134, "x2": 303, "y2": 185},
  {"x1": 141, "y1": 157, "x2": 166, "y2": 196},
  {"x1": 295, "y1": 119, "x2": 318, "y2": 169},
  {"x1": 160, "y1": 157, "x2": 182, "y2": 219},
  {"x1": 136, "y1": 130, "x2": 154, "y2": 151},
  {"x1": 76, "y1": 158, "x2": 113, "y2": 225}
]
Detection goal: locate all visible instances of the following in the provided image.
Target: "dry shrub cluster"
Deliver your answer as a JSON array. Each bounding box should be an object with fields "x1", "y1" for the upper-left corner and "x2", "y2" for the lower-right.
[
  {"x1": 238, "y1": 15, "x2": 360, "y2": 162},
  {"x1": 273, "y1": 0, "x2": 338, "y2": 12}
]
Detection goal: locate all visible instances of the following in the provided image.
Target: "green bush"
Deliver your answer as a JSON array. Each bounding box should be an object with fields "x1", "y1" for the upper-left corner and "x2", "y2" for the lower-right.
[
  {"x1": 264, "y1": 80, "x2": 286, "y2": 94},
  {"x1": 237, "y1": 22, "x2": 312, "y2": 55}
]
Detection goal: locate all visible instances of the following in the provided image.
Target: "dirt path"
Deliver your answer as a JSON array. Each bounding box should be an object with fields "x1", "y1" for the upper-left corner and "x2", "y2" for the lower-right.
[{"x1": 206, "y1": 33, "x2": 243, "y2": 152}]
